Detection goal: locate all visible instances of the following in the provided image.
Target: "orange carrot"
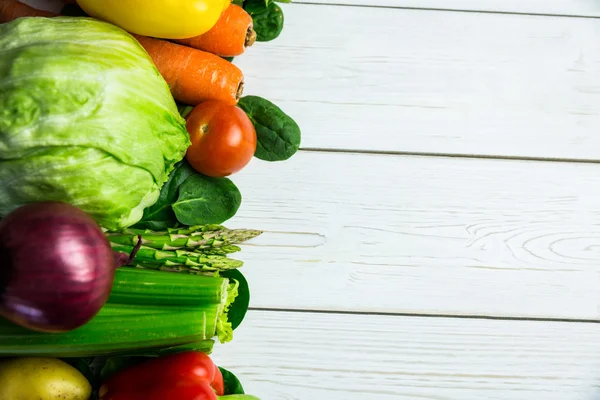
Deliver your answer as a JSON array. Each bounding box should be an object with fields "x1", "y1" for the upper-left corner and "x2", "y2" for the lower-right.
[
  {"x1": 174, "y1": 4, "x2": 256, "y2": 57},
  {"x1": 134, "y1": 35, "x2": 244, "y2": 106},
  {"x1": 0, "y1": 0, "x2": 57, "y2": 23}
]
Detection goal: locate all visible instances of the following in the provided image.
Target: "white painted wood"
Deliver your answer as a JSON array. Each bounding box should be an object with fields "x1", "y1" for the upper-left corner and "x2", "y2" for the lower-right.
[
  {"x1": 299, "y1": 0, "x2": 600, "y2": 17},
  {"x1": 230, "y1": 151, "x2": 600, "y2": 319},
  {"x1": 213, "y1": 310, "x2": 600, "y2": 399},
  {"x1": 235, "y1": 4, "x2": 600, "y2": 160}
]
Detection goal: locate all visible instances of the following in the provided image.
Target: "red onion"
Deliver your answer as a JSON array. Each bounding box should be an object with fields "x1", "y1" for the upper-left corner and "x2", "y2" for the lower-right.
[{"x1": 0, "y1": 202, "x2": 129, "y2": 333}]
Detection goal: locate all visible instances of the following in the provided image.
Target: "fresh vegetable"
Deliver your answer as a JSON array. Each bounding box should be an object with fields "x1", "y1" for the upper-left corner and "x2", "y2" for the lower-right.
[
  {"x1": 74, "y1": 0, "x2": 230, "y2": 39},
  {"x1": 173, "y1": 175, "x2": 243, "y2": 225},
  {"x1": 107, "y1": 225, "x2": 261, "y2": 252},
  {"x1": 238, "y1": 96, "x2": 301, "y2": 161},
  {"x1": 175, "y1": 4, "x2": 256, "y2": 57},
  {"x1": 220, "y1": 367, "x2": 246, "y2": 395},
  {"x1": 240, "y1": 0, "x2": 285, "y2": 42},
  {"x1": 0, "y1": 357, "x2": 92, "y2": 400},
  {"x1": 0, "y1": 268, "x2": 238, "y2": 356},
  {"x1": 134, "y1": 35, "x2": 245, "y2": 106},
  {"x1": 0, "y1": 17, "x2": 190, "y2": 231},
  {"x1": 220, "y1": 269, "x2": 250, "y2": 330},
  {"x1": 134, "y1": 161, "x2": 197, "y2": 230},
  {"x1": 135, "y1": 161, "x2": 245, "y2": 229},
  {"x1": 99, "y1": 352, "x2": 224, "y2": 399},
  {"x1": 110, "y1": 243, "x2": 244, "y2": 272},
  {"x1": 0, "y1": 202, "x2": 122, "y2": 333},
  {"x1": 0, "y1": 0, "x2": 57, "y2": 22},
  {"x1": 253, "y1": 3, "x2": 284, "y2": 41},
  {"x1": 186, "y1": 101, "x2": 257, "y2": 177}
]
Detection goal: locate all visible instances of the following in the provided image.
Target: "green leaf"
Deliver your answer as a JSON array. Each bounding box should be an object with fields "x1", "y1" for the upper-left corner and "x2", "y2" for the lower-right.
[
  {"x1": 220, "y1": 367, "x2": 246, "y2": 395},
  {"x1": 222, "y1": 56, "x2": 235, "y2": 63},
  {"x1": 232, "y1": 0, "x2": 245, "y2": 5},
  {"x1": 238, "y1": 96, "x2": 301, "y2": 161},
  {"x1": 244, "y1": 0, "x2": 274, "y2": 14},
  {"x1": 135, "y1": 161, "x2": 196, "y2": 230},
  {"x1": 172, "y1": 174, "x2": 242, "y2": 225},
  {"x1": 252, "y1": 3, "x2": 284, "y2": 42},
  {"x1": 220, "y1": 269, "x2": 250, "y2": 330}
]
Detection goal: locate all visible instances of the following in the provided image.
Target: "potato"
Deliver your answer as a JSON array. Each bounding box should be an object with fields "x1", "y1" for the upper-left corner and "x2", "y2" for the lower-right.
[{"x1": 0, "y1": 357, "x2": 91, "y2": 400}]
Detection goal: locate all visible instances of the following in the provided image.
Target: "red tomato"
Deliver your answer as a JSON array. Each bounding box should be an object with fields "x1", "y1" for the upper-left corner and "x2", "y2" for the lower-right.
[{"x1": 185, "y1": 101, "x2": 257, "y2": 177}]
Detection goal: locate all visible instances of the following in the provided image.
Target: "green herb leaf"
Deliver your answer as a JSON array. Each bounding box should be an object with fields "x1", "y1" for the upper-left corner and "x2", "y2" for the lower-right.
[
  {"x1": 252, "y1": 3, "x2": 284, "y2": 42},
  {"x1": 136, "y1": 161, "x2": 196, "y2": 230},
  {"x1": 232, "y1": 0, "x2": 245, "y2": 5},
  {"x1": 220, "y1": 367, "x2": 246, "y2": 395},
  {"x1": 221, "y1": 269, "x2": 250, "y2": 330},
  {"x1": 172, "y1": 174, "x2": 242, "y2": 225},
  {"x1": 238, "y1": 96, "x2": 301, "y2": 161}
]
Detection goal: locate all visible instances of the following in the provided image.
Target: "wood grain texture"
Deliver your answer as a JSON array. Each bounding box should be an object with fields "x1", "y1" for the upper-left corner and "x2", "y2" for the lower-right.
[
  {"x1": 235, "y1": 4, "x2": 600, "y2": 160},
  {"x1": 297, "y1": 0, "x2": 600, "y2": 17},
  {"x1": 213, "y1": 310, "x2": 600, "y2": 400},
  {"x1": 229, "y1": 151, "x2": 600, "y2": 319}
]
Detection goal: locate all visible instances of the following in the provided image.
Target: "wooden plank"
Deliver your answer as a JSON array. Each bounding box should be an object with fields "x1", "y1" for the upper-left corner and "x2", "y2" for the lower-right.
[
  {"x1": 235, "y1": 4, "x2": 600, "y2": 160},
  {"x1": 229, "y1": 151, "x2": 600, "y2": 319},
  {"x1": 213, "y1": 310, "x2": 600, "y2": 399},
  {"x1": 297, "y1": 0, "x2": 600, "y2": 17}
]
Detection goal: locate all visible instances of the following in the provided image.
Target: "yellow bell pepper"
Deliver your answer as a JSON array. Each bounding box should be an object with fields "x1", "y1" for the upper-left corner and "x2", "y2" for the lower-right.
[{"x1": 75, "y1": 0, "x2": 231, "y2": 39}]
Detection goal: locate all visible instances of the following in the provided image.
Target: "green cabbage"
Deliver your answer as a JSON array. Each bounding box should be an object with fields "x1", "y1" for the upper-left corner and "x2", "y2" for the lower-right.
[{"x1": 0, "y1": 17, "x2": 190, "y2": 231}]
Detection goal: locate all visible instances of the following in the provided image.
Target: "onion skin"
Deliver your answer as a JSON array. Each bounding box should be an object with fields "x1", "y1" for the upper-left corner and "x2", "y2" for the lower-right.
[{"x1": 0, "y1": 202, "x2": 117, "y2": 333}]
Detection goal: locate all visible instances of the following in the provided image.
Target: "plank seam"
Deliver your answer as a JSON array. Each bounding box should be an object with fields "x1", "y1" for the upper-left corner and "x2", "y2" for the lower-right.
[
  {"x1": 249, "y1": 307, "x2": 600, "y2": 324},
  {"x1": 293, "y1": 1, "x2": 600, "y2": 20},
  {"x1": 300, "y1": 147, "x2": 600, "y2": 165}
]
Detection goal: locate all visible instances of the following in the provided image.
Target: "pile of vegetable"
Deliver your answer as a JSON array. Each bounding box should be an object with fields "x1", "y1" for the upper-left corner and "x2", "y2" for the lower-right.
[{"x1": 0, "y1": 0, "x2": 301, "y2": 398}]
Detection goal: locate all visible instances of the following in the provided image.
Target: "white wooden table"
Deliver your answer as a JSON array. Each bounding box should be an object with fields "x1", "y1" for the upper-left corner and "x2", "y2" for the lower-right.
[
  {"x1": 214, "y1": 1, "x2": 600, "y2": 399},
  {"x1": 27, "y1": 0, "x2": 600, "y2": 398}
]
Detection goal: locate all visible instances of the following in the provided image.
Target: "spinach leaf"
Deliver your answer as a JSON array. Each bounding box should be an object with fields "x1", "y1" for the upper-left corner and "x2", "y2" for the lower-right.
[
  {"x1": 252, "y1": 3, "x2": 284, "y2": 42},
  {"x1": 232, "y1": 0, "x2": 245, "y2": 5},
  {"x1": 173, "y1": 174, "x2": 242, "y2": 225},
  {"x1": 221, "y1": 269, "x2": 250, "y2": 330},
  {"x1": 220, "y1": 367, "x2": 246, "y2": 395},
  {"x1": 135, "y1": 161, "x2": 196, "y2": 230},
  {"x1": 244, "y1": 0, "x2": 274, "y2": 14},
  {"x1": 238, "y1": 95, "x2": 301, "y2": 161}
]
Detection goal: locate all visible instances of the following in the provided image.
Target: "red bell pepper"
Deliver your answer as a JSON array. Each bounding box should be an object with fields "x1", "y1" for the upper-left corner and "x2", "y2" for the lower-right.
[{"x1": 99, "y1": 351, "x2": 225, "y2": 400}]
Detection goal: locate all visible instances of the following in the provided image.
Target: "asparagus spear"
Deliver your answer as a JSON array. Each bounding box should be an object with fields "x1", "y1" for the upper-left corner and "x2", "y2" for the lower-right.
[
  {"x1": 107, "y1": 225, "x2": 262, "y2": 251},
  {"x1": 111, "y1": 244, "x2": 244, "y2": 271}
]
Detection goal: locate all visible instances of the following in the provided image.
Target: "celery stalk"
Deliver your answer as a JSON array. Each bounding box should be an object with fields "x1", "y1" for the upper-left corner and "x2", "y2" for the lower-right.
[{"x1": 0, "y1": 268, "x2": 237, "y2": 357}]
